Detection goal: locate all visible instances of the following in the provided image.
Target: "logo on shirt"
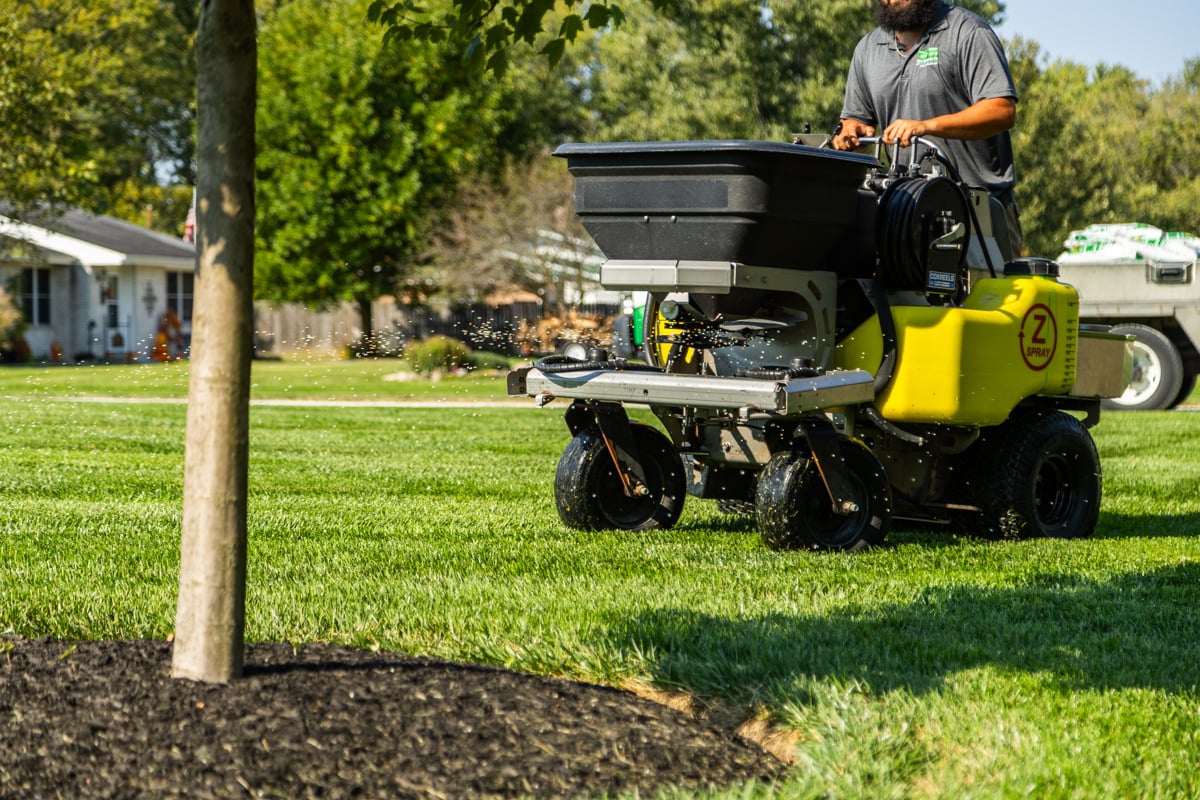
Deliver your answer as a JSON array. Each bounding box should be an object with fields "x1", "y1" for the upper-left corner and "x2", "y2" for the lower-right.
[{"x1": 917, "y1": 47, "x2": 940, "y2": 67}]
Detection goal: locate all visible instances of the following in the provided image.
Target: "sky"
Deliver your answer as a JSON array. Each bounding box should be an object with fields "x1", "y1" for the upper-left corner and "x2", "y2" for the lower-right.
[{"x1": 996, "y1": 1, "x2": 1200, "y2": 85}]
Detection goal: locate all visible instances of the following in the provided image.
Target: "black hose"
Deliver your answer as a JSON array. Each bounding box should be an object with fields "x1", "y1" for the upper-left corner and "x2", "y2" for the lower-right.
[
  {"x1": 868, "y1": 279, "x2": 898, "y2": 396},
  {"x1": 862, "y1": 405, "x2": 926, "y2": 446},
  {"x1": 534, "y1": 355, "x2": 664, "y2": 374}
]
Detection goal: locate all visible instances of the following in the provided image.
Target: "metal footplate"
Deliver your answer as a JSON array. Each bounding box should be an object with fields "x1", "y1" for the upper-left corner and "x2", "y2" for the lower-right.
[{"x1": 508, "y1": 366, "x2": 876, "y2": 416}]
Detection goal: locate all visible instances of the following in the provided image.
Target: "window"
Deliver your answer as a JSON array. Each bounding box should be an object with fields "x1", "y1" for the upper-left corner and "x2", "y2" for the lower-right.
[
  {"x1": 20, "y1": 268, "x2": 50, "y2": 325},
  {"x1": 166, "y1": 271, "x2": 193, "y2": 322}
]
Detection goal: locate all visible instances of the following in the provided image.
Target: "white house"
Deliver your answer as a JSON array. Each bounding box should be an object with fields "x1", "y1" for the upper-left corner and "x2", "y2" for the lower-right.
[{"x1": 0, "y1": 207, "x2": 195, "y2": 363}]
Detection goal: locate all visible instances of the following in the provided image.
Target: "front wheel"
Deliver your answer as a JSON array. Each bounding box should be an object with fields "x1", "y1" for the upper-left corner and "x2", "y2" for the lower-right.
[
  {"x1": 554, "y1": 423, "x2": 685, "y2": 531},
  {"x1": 755, "y1": 439, "x2": 891, "y2": 552},
  {"x1": 1102, "y1": 324, "x2": 1183, "y2": 410}
]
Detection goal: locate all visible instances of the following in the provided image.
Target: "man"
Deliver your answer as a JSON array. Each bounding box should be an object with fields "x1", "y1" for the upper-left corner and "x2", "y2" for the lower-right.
[{"x1": 832, "y1": 0, "x2": 1022, "y2": 255}]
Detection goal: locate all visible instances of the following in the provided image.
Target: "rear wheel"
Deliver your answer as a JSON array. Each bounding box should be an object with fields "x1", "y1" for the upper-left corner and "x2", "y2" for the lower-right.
[
  {"x1": 962, "y1": 409, "x2": 1101, "y2": 540},
  {"x1": 1171, "y1": 373, "x2": 1197, "y2": 408},
  {"x1": 554, "y1": 423, "x2": 685, "y2": 531},
  {"x1": 755, "y1": 439, "x2": 891, "y2": 552},
  {"x1": 1102, "y1": 324, "x2": 1183, "y2": 410}
]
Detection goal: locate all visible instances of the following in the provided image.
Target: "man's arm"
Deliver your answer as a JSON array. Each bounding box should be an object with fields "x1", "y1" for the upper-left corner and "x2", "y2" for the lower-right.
[{"x1": 881, "y1": 97, "x2": 1015, "y2": 147}]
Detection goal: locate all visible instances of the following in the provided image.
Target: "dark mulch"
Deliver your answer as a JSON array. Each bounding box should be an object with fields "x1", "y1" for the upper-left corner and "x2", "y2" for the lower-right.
[{"x1": 0, "y1": 638, "x2": 783, "y2": 799}]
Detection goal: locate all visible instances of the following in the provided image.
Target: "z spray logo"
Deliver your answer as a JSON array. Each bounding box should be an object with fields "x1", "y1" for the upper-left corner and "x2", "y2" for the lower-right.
[
  {"x1": 917, "y1": 48, "x2": 940, "y2": 67},
  {"x1": 1019, "y1": 304, "x2": 1058, "y2": 371}
]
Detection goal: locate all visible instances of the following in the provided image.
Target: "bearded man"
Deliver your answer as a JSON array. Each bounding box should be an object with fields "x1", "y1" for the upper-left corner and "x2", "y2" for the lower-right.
[{"x1": 832, "y1": 0, "x2": 1022, "y2": 255}]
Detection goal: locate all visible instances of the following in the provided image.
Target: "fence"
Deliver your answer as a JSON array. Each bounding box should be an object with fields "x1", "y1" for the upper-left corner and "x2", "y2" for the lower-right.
[{"x1": 253, "y1": 296, "x2": 617, "y2": 358}]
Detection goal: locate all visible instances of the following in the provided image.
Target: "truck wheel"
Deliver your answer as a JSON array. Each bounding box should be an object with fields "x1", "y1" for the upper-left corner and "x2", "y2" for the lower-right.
[
  {"x1": 1171, "y1": 374, "x2": 1197, "y2": 408},
  {"x1": 977, "y1": 409, "x2": 1101, "y2": 540},
  {"x1": 1102, "y1": 324, "x2": 1183, "y2": 410},
  {"x1": 554, "y1": 423, "x2": 685, "y2": 531},
  {"x1": 755, "y1": 439, "x2": 891, "y2": 552}
]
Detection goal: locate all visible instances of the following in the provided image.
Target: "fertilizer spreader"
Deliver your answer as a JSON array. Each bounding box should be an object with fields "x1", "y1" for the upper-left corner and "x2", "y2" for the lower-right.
[{"x1": 508, "y1": 137, "x2": 1131, "y2": 550}]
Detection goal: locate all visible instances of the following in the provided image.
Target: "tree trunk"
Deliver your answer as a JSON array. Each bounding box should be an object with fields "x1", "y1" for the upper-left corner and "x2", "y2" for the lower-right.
[
  {"x1": 172, "y1": 0, "x2": 257, "y2": 684},
  {"x1": 356, "y1": 293, "x2": 375, "y2": 354}
]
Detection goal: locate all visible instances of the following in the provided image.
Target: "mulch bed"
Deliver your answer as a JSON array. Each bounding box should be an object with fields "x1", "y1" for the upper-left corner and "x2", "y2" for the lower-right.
[{"x1": 0, "y1": 638, "x2": 783, "y2": 799}]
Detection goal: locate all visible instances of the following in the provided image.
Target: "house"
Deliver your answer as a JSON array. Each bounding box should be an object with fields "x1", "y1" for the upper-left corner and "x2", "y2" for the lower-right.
[{"x1": 0, "y1": 207, "x2": 195, "y2": 363}]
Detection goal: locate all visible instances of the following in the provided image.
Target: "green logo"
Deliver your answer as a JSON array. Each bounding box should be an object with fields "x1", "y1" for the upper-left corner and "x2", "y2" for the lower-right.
[{"x1": 917, "y1": 47, "x2": 940, "y2": 67}]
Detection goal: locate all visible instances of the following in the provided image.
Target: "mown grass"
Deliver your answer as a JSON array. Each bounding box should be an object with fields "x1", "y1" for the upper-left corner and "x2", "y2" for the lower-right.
[
  {"x1": 0, "y1": 357, "x2": 508, "y2": 401},
  {"x1": 2, "y1": 359, "x2": 1199, "y2": 798}
]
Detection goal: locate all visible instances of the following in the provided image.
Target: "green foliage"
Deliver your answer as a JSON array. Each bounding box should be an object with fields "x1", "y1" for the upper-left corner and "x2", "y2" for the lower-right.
[
  {"x1": 1010, "y1": 45, "x2": 1200, "y2": 256},
  {"x1": 254, "y1": 0, "x2": 552, "y2": 327},
  {"x1": 403, "y1": 334, "x2": 473, "y2": 373},
  {"x1": 576, "y1": 0, "x2": 873, "y2": 142},
  {"x1": 368, "y1": 0, "x2": 672, "y2": 76},
  {"x1": 579, "y1": 0, "x2": 948, "y2": 140},
  {"x1": 0, "y1": 286, "x2": 24, "y2": 351},
  {"x1": 2, "y1": 365, "x2": 1200, "y2": 796},
  {"x1": 0, "y1": 0, "x2": 194, "y2": 211}
]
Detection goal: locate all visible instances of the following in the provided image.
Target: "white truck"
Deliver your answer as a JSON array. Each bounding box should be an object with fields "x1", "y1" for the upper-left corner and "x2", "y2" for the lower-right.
[{"x1": 1056, "y1": 223, "x2": 1200, "y2": 410}]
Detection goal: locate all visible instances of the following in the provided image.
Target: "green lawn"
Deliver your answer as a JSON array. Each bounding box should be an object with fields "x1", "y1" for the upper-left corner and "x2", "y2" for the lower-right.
[
  {"x1": 0, "y1": 357, "x2": 510, "y2": 401},
  {"x1": 2, "y1": 359, "x2": 1199, "y2": 798}
]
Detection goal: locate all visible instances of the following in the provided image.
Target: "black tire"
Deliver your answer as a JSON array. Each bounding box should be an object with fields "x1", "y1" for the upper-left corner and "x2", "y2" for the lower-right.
[
  {"x1": 554, "y1": 423, "x2": 685, "y2": 531},
  {"x1": 1171, "y1": 373, "x2": 1197, "y2": 408},
  {"x1": 755, "y1": 439, "x2": 891, "y2": 552},
  {"x1": 967, "y1": 409, "x2": 1101, "y2": 540},
  {"x1": 1101, "y1": 324, "x2": 1183, "y2": 411}
]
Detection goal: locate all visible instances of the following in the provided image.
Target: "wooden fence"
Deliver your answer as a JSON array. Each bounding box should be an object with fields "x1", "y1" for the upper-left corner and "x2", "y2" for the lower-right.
[{"x1": 252, "y1": 296, "x2": 558, "y2": 358}]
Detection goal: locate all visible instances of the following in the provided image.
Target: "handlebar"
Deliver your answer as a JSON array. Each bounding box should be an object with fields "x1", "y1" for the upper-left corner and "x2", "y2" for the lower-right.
[{"x1": 856, "y1": 135, "x2": 949, "y2": 168}]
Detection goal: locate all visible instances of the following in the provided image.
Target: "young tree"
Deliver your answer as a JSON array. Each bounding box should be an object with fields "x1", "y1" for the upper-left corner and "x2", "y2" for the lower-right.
[
  {"x1": 171, "y1": 0, "x2": 651, "y2": 684},
  {"x1": 172, "y1": 0, "x2": 257, "y2": 684}
]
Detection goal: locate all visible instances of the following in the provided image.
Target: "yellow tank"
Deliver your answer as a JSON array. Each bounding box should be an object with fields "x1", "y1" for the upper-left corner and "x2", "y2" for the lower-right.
[{"x1": 836, "y1": 275, "x2": 1079, "y2": 425}]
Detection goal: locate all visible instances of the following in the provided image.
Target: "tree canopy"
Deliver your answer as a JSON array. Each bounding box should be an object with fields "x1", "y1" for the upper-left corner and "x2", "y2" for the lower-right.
[
  {"x1": 0, "y1": 0, "x2": 194, "y2": 212},
  {"x1": 254, "y1": 0, "x2": 577, "y2": 340}
]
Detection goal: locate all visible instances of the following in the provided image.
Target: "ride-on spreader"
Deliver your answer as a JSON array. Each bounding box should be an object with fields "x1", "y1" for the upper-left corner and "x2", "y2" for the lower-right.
[{"x1": 507, "y1": 137, "x2": 1132, "y2": 550}]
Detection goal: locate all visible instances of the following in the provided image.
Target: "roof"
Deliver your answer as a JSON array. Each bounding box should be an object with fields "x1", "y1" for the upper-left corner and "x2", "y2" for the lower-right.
[
  {"x1": 48, "y1": 207, "x2": 196, "y2": 260},
  {"x1": 0, "y1": 204, "x2": 195, "y2": 269}
]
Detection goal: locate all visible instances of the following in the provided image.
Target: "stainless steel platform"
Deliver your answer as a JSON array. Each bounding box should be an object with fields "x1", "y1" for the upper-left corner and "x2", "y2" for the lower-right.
[{"x1": 508, "y1": 366, "x2": 875, "y2": 415}]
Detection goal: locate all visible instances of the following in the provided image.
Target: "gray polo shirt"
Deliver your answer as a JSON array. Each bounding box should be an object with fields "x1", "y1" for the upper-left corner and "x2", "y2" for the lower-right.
[{"x1": 841, "y1": 3, "x2": 1017, "y2": 196}]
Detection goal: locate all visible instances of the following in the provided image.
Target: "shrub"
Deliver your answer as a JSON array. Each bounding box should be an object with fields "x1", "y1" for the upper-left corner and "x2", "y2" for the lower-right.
[
  {"x1": 403, "y1": 335, "x2": 472, "y2": 374},
  {"x1": 0, "y1": 287, "x2": 24, "y2": 351},
  {"x1": 466, "y1": 350, "x2": 511, "y2": 372}
]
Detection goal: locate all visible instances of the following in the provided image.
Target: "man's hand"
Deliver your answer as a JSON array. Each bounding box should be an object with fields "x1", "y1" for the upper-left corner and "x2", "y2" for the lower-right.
[
  {"x1": 831, "y1": 119, "x2": 875, "y2": 151},
  {"x1": 881, "y1": 118, "x2": 929, "y2": 147}
]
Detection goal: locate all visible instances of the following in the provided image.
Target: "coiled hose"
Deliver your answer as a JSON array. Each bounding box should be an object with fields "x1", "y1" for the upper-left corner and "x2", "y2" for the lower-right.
[{"x1": 534, "y1": 355, "x2": 664, "y2": 374}]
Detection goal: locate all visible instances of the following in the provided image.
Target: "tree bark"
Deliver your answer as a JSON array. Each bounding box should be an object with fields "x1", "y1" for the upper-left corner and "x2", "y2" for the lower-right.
[
  {"x1": 172, "y1": 0, "x2": 257, "y2": 684},
  {"x1": 356, "y1": 292, "x2": 376, "y2": 354}
]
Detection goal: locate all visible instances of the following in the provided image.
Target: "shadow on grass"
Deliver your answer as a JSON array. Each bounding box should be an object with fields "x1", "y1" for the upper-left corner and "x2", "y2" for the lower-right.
[{"x1": 601, "y1": 561, "x2": 1200, "y2": 704}]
